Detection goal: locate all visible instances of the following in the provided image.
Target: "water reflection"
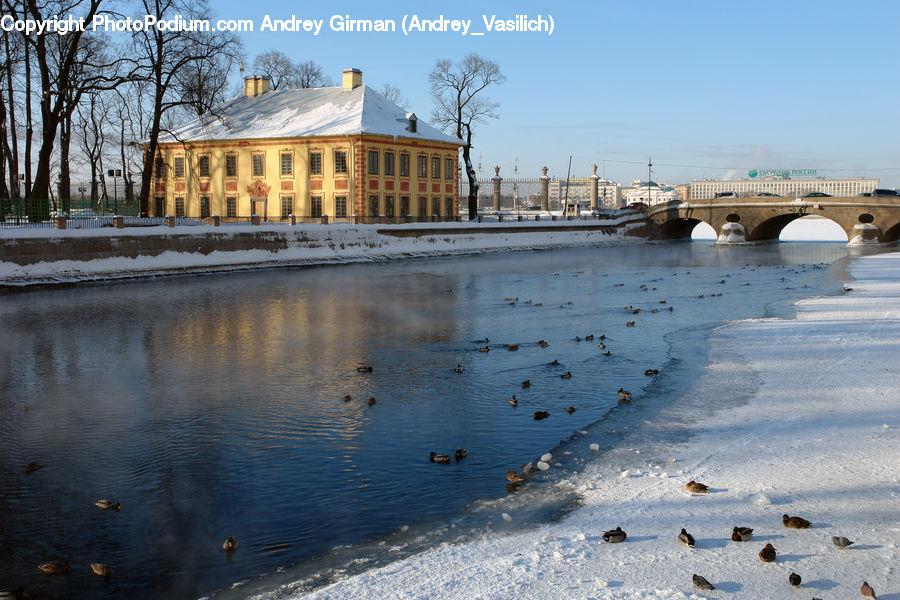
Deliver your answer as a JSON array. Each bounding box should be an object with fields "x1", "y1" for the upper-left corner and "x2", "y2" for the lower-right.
[{"x1": 0, "y1": 242, "x2": 893, "y2": 599}]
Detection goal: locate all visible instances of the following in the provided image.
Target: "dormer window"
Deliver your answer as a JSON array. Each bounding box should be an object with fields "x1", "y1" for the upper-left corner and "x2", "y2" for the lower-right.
[{"x1": 406, "y1": 113, "x2": 417, "y2": 133}]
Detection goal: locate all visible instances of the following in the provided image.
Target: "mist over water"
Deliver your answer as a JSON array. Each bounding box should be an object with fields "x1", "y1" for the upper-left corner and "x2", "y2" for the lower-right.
[{"x1": 0, "y1": 241, "x2": 892, "y2": 599}]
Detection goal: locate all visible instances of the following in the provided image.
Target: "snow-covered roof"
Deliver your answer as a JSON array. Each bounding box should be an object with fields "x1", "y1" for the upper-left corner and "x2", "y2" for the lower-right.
[{"x1": 160, "y1": 85, "x2": 462, "y2": 146}]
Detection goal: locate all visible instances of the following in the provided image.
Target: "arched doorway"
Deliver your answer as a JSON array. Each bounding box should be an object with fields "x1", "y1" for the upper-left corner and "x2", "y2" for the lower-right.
[{"x1": 247, "y1": 180, "x2": 271, "y2": 219}]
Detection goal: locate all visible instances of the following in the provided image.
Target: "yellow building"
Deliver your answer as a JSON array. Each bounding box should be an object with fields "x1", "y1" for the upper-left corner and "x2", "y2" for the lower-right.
[{"x1": 149, "y1": 68, "x2": 463, "y2": 222}]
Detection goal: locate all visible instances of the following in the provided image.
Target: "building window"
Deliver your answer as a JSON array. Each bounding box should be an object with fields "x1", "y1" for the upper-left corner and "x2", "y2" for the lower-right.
[
  {"x1": 198, "y1": 155, "x2": 210, "y2": 178},
  {"x1": 431, "y1": 157, "x2": 440, "y2": 179},
  {"x1": 281, "y1": 195, "x2": 293, "y2": 218},
  {"x1": 368, "y1": 150, "x2": 379, "y2": 175},
  {"x1": 200, "y1": 195, "x2": 210, "y2": 218},
  {"x1": 310, "y1": 152, "x2": 322, "y2": 175},
  {"x1": 334, "y1": 150, "x2": 348, "y2": 175},
  {"x1": 445, "y1": 158, "x2": 454, "y2": 180},
  {"x1": 432, "y1": 196, "x2": 440, "y2": 215},
  {"x1": 225, "y1": 154, "x2": 237, "y2": 178},
  {"x1": 280, "y1": 152, "x2": 293, "y2": 176},
  {"x1": 335, "y1": 195, "x2": 347, "y2": 218},
  {"x1": 310, "y1": 195, "x2": 322, "y2": 218},
  {"x1": 154, "y1": 156, "x2": 165, "y2": 178},
  {"x1": 174, "y1": 156, "x2": 185, "y2": 179},
  {"x1": 154, "y1": 196, "x2": 165, "y2": 216},
  {"x1": 400, "y1": 153, "x2": 409, "y2": 177},
  {"x1": 400, "y1": 195, "x2": 409, "y2": 217},
  {"x1": 417, "y1": 155, "x2": 427, "y2": 178},
  {"x1": 226, "y1": 196, "x2": 237, "y2": 217},
  {"x1": 175, "y1": 196, "x2": 185, "y2": 217},
  {"x1": 368, "y1": 195, "x2": 379, "y2": 217},
  {"x1": 445, "y1": 197, "x2": 453, "y2": 216},
  {"x1": 384, "y1": 152, "x2": 394, "y2": 176},
  {"x1": 252, "y1": 153, "x2": 264, "y2": 177},
  {"x1": 385, "y1": 195, "x2": 394, "y2": 218},
  {"x1": 418, "y1": 196, "x2": 427, "y2": 216}
]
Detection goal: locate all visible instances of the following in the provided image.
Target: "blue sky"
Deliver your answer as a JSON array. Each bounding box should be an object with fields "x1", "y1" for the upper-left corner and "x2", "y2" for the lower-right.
[{"x1": 210, "y1": 0, "x2": 899, "y2": 187}]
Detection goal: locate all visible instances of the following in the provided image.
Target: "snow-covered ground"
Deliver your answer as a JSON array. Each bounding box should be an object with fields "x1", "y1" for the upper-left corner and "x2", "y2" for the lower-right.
[
  {"x1": 287, "y1": 252, "x2": 900, "y2": 600},
  {"x1": 1, "y1": 214, "x2": 855, "y2": 286},
  {"x1": 0, "y1": 219, "x2": 642, "y2": 285}
]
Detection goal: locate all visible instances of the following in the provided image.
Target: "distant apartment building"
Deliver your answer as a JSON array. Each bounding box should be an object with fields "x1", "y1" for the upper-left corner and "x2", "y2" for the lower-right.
[
  {"x1": 623, "y1": 180, "x2": 680, "y2": 206},
  {"x1": 548, "y1": 178, "x2": 622, "y2": 209},
  {"x1": 690, "y1": 177, "x2": 878, "y2": 200}
]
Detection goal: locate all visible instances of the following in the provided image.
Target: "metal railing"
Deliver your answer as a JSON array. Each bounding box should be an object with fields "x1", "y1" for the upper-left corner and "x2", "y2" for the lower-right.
[
  {"x1": 1, "y1": 197, "x2": 141, "y2": 228},
  {"x1": 1, "y1": 200, "x2": 468, "y2": 231}
]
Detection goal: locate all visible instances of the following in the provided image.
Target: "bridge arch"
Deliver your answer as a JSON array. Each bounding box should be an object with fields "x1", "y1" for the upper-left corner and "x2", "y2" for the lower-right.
[
  {"x1": 748, "y1": 213, "x2": 804, "y2": 241},
  {"x1": 881, "y1": 222, "x2": 900, "y2": 243},
  {"x1": 654, "y1": 217, "x2": 707, "y2": 240},
  {"x1": 779, "y1": 215, "x2": 849, "y2": 242}
]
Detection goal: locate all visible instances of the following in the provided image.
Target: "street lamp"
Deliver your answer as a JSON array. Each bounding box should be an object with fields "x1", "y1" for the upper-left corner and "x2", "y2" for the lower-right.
[{"x1": 108, "y1": 169, "x2": 122, "y2": 214}]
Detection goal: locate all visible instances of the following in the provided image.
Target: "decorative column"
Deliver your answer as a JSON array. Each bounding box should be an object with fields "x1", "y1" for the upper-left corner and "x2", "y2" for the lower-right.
[
  {"x1": 492, "y1": 166, "x2": 502, "y2": 211},
  {"x1": 540, "y1": 166, "x2": 550, "y2": 211},
  {"x1": 590, "y1": 164, "x2": 600, "y2": 210}
]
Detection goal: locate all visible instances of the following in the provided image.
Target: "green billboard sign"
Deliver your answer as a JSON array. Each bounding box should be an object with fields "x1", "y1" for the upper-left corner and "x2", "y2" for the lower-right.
[{"x1": 748, "y1": 169, "x2": 817, "y2": 179}]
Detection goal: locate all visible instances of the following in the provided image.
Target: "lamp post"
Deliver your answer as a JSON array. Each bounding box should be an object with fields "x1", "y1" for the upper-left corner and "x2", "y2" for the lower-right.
[
  {"x1": 108, "y1": 168, "x2": 121, "y2": 214},
  {"x1": 513, "y1": 156, "x2": 519, "y2": 216}
]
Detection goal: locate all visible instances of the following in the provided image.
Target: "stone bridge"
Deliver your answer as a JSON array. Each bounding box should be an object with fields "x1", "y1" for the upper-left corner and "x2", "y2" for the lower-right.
[{"x1": 647, "y1": 196, "x2": 900, "y2": 243}]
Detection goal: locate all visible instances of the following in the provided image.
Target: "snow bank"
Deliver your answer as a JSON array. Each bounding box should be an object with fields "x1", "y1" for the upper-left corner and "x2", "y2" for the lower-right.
[
  {"x1": 291, "y1": 252, "x2": 900, "y2": 600},
  {"x1": 0, "y1": 219, "x2": 643, "y2": 285}
]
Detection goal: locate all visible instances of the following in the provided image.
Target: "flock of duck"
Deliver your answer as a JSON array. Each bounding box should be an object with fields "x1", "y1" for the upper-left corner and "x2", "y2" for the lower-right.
[
  {"x1": 21, "y1": 499, "x2": 123, "y2": 586},
  {"x1": 420, "y1": 294, "x2": 675, "y2": 488},
  {"x1": 599, "y1": 483, "x2": 876, "y2": 598},
  {"x1": 425, "y1": 278, "x2": 879, "y2": 598},
  {"x1": 12, "y1": 264, "x2": 850, "y2": 598}
]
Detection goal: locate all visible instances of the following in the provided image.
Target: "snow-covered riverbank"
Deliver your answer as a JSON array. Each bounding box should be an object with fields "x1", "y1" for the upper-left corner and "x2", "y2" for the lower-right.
[
  {"x1": 287, "y1": 252, "x2": 900, "y2": 600},
  {"x1": 0, "y1": 219, "x2": 642, "y2": 286}
]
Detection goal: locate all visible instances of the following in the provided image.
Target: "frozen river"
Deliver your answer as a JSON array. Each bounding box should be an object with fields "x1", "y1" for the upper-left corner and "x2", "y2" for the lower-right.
[{"x1": 0, "y1": 241, "x2": 891, "y2": 599}]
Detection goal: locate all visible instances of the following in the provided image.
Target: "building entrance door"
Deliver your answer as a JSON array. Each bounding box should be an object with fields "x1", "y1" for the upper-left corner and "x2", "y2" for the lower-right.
[{"x1": 251, "y1": 198, "x2": 268, "y2": 218}]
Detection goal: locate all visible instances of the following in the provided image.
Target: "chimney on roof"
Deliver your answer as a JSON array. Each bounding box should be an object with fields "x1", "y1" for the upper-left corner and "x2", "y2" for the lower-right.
[
  {"x1": 244, "y1": 76, "x2": 270, "y2": 97},
  {"x1": 342, "y1": 68, "x2": 363, "y2": 90}
]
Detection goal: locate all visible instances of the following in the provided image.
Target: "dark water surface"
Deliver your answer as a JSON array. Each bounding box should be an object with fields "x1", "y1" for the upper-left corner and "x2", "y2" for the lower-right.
[{"x1": 0, "y1": 242, "x2": 891, "y2": 599}]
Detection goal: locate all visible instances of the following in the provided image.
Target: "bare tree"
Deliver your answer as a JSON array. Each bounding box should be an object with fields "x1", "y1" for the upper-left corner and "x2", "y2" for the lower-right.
[
  {"x1": 75, "y1": 90, "x2": 107, "y2": 204},
  {"x1": 176, "y1": 47, "x2": 237, "y2": 118},
  {"x1": 0, "y1": 92, "x2": 9, "y2": 200},
  {"x1": 380, "y1": 83, "x2": 409, "y2": 110},
  {"x1": 118, "y1": 80, "x2": 150, "y2": 190},
  {"x1": 250, "y1": 52, "x2": 328, "y2": 90},
  {"x1": 252, "y1": 50, "x2": 295, "y2": 90},
  {"x1": 3, "y1": 0, "x2": 133, "y2": 213},
  {"x1": 429, "y1": 54, "x2": 505, "y2": 220},
  {"x1": 1, "y1": 32, "x2": 23, "y2": 200},
  {"x1": 55, "y1": 33, "x2": 115, "y2": 204},
  {"x1": 295, "y1": 60, "x2": 329, "y2": 88},
  {"x1": 23, "y1": 29, "x2": 33, "y2": 197},
  {"x1": 132, "y1": 0, "x2": 241, "y2": 217}
]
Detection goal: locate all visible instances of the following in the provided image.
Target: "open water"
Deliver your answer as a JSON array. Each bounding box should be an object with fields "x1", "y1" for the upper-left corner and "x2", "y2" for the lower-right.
[{"x1": 0, "y1": 241, "x2": 892, "y2": 599}]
